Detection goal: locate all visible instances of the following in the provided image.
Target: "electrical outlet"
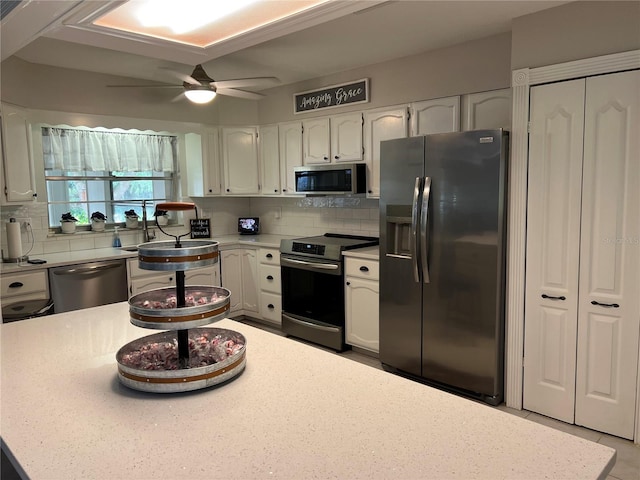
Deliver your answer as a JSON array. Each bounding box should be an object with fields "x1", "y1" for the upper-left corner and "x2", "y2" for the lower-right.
[{"x1": 13, "y1": 217, "x2": 31, "y2": 228}]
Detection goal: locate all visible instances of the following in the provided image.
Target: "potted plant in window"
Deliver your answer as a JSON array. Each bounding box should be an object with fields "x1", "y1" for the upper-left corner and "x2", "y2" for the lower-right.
[
  {"x1": 124, "y1": 209, "x2": 139, "y2": 229},
  {"x1": 90, "y1": 211, "x2": 107, "y2": 232},
  {"x1": 154, "y1": 209, "x2": 169, "y2": 226},
  {"x1": 60, "y1": 212, "x2": 78, "y2": 234}
]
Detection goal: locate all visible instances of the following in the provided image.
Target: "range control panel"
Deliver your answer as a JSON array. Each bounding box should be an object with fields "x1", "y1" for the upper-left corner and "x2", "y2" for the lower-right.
[{"x1": 292, "y1": 242, "x2": 326, "y2": 256}]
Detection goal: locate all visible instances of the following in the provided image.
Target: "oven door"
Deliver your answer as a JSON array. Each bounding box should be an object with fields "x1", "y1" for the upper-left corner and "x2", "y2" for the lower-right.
[{"x1": 280, "y1": 254, "x2": 346, "y2": 351}]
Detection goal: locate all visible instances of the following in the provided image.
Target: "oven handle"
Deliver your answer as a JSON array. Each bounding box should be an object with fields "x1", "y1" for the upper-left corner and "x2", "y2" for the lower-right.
[{"x1": 280, "y1": 257, "x2": 339, "y2": 271}]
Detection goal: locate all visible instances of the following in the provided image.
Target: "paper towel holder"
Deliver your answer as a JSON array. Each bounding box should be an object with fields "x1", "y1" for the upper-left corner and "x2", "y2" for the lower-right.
[{"x1": 2, "y1": 218, "x2": 29, "y2": 263}]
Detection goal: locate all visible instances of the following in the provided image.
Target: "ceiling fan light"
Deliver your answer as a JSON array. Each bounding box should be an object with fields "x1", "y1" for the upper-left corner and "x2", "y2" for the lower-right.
[{"x1": 184, "y1": 89, "x2": 217, "y2": 104}]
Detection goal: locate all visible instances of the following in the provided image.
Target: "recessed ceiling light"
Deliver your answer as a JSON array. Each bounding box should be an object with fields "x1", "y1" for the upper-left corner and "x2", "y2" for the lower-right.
[{"x1": 93, "y1": 0, "x2": 331, "y2": 48}]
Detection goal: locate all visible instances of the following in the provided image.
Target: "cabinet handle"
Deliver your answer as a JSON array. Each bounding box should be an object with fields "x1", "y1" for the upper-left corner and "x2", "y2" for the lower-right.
[
  {"x1": 8, "y1": 282, "x2": 23, "y2": 288},
  {"x1": 266, "y1": 253, "x2": 273, "y2": 259},
  {"x1": 346, "y1": 281, "x2": 350, "y2": 286},
  {"x1": 208, "y1": 189, "x2": 213, "y2": 193},
  {"x1": 541, "y1": 294, "x2": 565, "y2": 300},
  {"x1": 266, "y1": 275, "x2": 274, "y2": 280},
  {"x1": 267, "y1": 304, "x2": 274, "y2": 309},
  {"x1": 334, "y1": 155, "x2": 339, "y2": 160},
  {"x1": 226, "y1": 188, "x2": 230, "y2": 192},
  {"x1": 169, "y1": 277, "x2": 173, "y2": 282},
  {"x1": 283, "y1": 189, "x2": 287, "y2": 192},
  {"x1": 274, "y1": 189, "x2": 278, "y2": 193},
  {"x1": 591, "y1": 300, "x2": 620, "y2": 308},
  {"x1": 323, "y1": 156, "x2": 328, "y2": 160},
  {"x1": 359, "y1": 266, "x2": 369, "y2": 272},
  {"x1": 368, "y1": 190, "x2": 372, "y2": 194}
]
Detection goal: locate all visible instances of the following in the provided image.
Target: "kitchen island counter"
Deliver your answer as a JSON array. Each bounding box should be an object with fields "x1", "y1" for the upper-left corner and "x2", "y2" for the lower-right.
[{"x1": 1, "y1": 303, "x2": 615, "y2": 479}]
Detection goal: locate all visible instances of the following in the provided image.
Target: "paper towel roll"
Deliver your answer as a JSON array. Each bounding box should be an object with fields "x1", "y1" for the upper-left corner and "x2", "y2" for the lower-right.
[{"x1": 6, "y1": 220, "x2": 22, "y2": 259}]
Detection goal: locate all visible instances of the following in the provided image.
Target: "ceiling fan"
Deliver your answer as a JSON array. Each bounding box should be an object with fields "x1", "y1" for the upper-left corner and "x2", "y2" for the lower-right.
[{"x1": 107, "y1": 64, "x2": 280, "y2": 103}]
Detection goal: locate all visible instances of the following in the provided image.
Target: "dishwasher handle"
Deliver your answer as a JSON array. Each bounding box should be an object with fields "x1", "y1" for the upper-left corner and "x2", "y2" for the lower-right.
[{"x1": 52, "y1": 262, "x2": 123, "y2": 276}]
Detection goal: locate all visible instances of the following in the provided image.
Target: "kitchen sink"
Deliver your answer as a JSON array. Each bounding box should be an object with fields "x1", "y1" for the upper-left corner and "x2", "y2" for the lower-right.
[{"x1": 120, "y1": 246, "x2": 138, "y2": 252}]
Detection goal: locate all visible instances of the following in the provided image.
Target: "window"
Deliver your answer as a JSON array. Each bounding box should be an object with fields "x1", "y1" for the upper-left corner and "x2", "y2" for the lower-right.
[{"x1": 42, "y1": 127, "x2": 177, "y2": 228}]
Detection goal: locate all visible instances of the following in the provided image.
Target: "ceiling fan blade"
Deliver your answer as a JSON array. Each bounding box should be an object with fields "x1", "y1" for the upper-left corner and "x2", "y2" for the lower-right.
[
  {"x1": 106, "y1": 84, "x2": 182, "y2": 88},
  {"x1": 158, "y1": 66, "x2": 201, "y2": 85},
  {"x1": 218, "y1": 88, "x2": 265, "y2": 100},
  {"x1": 211, "y1": 77, "x2": 280, "y2": 89}
]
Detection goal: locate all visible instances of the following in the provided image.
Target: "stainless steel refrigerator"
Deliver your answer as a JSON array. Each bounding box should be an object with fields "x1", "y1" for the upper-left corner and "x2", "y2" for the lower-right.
[{"x1": 379, "y1": 129, "x2": 508, "y2": 405}]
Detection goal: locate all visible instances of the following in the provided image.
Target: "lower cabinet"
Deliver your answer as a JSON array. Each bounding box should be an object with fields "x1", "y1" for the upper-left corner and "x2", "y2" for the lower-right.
[
  {"x1": 344, "y1": 256, "x2": 379, "y2": 353},
  {"x1": 220, "y1": 248, "x2": 259, "y2": 316},
  {"x1": 1, "y1": 269, "x2": 49, "y2": 305},
  {"x1": 127, "y1": 258, "x2": 221, "y2": 296},
  {"x1": 258, "y1": 247, "x2": 281, "y2": 325}
]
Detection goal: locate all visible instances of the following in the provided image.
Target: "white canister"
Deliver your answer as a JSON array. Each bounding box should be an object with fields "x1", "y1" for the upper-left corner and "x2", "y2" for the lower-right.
[{"x1": 125, "y1": 217, "x2": 138, "y2": 229}]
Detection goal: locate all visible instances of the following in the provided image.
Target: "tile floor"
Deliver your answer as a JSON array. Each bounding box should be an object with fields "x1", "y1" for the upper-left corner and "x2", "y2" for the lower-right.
[{"x1": 237, "y1": 317, "x2": 640, "y2": 480}]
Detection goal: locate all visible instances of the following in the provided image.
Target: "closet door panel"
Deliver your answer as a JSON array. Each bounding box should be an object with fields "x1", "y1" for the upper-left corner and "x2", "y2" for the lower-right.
[
  {"x1": 523, "y1": 79, "x2": 585, "y2": 423},
  {"x1": 575, "y1": 70, "x2": 640, "y2": 440}
]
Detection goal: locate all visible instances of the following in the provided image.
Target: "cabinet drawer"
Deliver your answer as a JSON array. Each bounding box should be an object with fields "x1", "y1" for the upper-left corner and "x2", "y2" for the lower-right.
[
  {"x1": 260, "y1": 292, "x2": 281, "y2": 325},
  {"x1": 258, "y1": 248, "x2": 280, "y2": 266},
  {"x1": 345, "y1": 258, "x2": 379, "y2": 280},
  {"x1": 1, "y1": 270, "x2": 48, "y2": 298},
  {"x1": 259, "y1": 264, "x2": 281, "y2": 294}
]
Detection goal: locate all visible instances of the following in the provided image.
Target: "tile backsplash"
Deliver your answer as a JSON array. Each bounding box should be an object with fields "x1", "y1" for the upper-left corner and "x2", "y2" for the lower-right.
[{"x1": 0, "y1": 196, "x2": 379, "y2": 258}]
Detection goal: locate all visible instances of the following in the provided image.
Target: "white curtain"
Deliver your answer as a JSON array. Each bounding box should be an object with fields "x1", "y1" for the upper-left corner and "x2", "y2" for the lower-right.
[{"x1": 42, "y1": 127, "x2": 175, "y2": 172}]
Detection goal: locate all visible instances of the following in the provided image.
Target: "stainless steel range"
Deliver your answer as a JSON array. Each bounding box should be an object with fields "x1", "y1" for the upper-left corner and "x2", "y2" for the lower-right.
[{"x1": 280, "y1": 233, "x2": 379, "y2": 351}]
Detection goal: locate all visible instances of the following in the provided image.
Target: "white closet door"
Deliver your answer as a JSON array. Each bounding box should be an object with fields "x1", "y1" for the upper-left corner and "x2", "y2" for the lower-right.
[
  {"x1": 523, "y1": 79, "x2": 585, "y2": 423},
  {"x1": 575, "y1": 70, "x2": 640, "y2": 440}
]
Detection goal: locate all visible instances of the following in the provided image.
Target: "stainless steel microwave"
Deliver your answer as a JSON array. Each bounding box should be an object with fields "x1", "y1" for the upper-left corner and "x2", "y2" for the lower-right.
[{"x1": 293, "y1": 163, "x2": 367, "y2": 195}]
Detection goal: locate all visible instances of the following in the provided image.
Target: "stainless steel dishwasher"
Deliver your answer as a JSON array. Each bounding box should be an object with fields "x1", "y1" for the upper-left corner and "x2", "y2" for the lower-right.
[{"x1": 48, "y1": 259, "x2": 128, "y2": 313}]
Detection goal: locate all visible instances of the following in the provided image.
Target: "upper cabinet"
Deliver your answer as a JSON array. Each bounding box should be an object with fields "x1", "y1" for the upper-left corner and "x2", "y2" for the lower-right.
[
  {"x1": 461, "y1": 88, "x2": 512, "y2": 131},
  {"x1": 410, "y1": 96, "x2": 460, "y2": 136},
  {"x1": 278, "y1": 121, "x2": 303, "y2": 194},
  {"x1": 0, "y1": 103, "x2": 37, "y2": 204},
  {"x1": 302, "y1": 112, "x2": 363, "y2": 165},
  {"x1": 185, "y1": 128, "x2": 221, "y2": 197},
  {"x1": 259, "y1": 124, "x2": 281, "y2": 195},
  {"x1": 363, "y1": 106, "x2": 409, "y2": 198},
  {"x1": 222, "y1": 126, "x2": 260, "y2": 195}
]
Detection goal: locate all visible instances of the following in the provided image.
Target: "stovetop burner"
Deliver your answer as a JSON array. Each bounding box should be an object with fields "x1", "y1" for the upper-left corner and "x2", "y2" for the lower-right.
[{"x1": 280, "y1": 233, "x2": 379, "y2": 261}]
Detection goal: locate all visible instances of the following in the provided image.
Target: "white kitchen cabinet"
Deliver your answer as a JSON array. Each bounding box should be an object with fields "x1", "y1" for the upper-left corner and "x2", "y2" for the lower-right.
[
  {"x1": 523, "y1": 70, "x2": 639, "y2": 440},
  {"x1": 221, "y1": 127, "x2": 260, "y2": 195},
  {"x1": 303, "y1": 117, "x2": 330, "y2": 164},
  {"x1": 220, "y1": 249, "x2": 259, "y2": 315},
  {"x1": 409, "y1": 96, "x2": 460, "y2": 136},
  {"x1": 461, "y1": 88, "x2": 512, "y2": 131},
  {"x1": 330, "y1": 111, "x2": 363, "y2": 162},
  {"x1": 1, "y1": 269, "x2": 49, "y2": 305},
  {"x1": 259, "y1": 124, "x2": 281, "y2": 195},
  {"x1": 185, "y1": 128, "x2": 221, "y2": 196},
  {"x1": 127, "y1": 259, "x2": 220, "y2": 296},
  {"x1": 345, "y1": 256, "x2": 379, "y2": 353},
  {"x1": 363, "y1": 105, "x2": 409, "y2": 198},
  {"x1": 258, "y1": 247, "x2": 281, "y2": 325},
  {"x1": 0, "y1": 103, "x2": 37, "y2": 204},
  {"x1": 278, "y1": 121, "x2": 303, "y2": 194}
]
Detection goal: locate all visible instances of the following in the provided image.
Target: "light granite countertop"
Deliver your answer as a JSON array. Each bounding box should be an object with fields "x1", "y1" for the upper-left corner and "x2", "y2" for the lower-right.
[
  {"x1": 0, "y1": 302, "x2": 615, "y2": 480},
  {"x1": 0, "y1": 234, "x2": 293, "y2": 275},
  {"x1": 342, "y1": 245, "x2": 379, "y2": 260}
]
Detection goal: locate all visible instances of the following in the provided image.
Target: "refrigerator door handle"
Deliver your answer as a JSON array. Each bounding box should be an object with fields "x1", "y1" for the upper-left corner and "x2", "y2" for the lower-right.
[
  {"x1": 410, "y1": 176, "x2": 422, "y2": 283},
  {"x1": 420, "y1": 176, "x2": 431, "y2": 284}
]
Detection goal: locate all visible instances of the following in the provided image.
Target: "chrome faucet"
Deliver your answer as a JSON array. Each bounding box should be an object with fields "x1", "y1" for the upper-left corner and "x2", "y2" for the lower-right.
[{"x1": 142, "y1": 200, "x2": 156, "y2": 243}]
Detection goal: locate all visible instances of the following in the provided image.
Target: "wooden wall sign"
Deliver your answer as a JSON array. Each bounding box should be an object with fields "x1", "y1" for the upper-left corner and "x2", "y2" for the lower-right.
[
  {"x1": 294, "y1": 78, "x2": 369, "y2": 114},
  {"x1": 190, "y1": 219, "x2": 211, "y2": 239}
]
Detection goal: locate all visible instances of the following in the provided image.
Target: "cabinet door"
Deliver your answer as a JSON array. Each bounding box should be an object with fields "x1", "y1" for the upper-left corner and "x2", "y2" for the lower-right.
[
  {"x1": 410, "y1": 96, "x2": 460, "y2": 136},
  {"x1": 221, "y1": 250, "x2": 243, "y2": 313},
  {"x1": 278, "y1": 121, "x2": 303, "y2": 194},
  {"x1": 0, "y1": 103, "x2": 36, "y2": 204},
  {"x1": 130, "y1": 273, "x2": 175, "y2": 296},
  {"x1": 259, "y1": 125, "x2": 281, "y2": 195},
  {"x1": 303, "y1": 117, "x2": 330, "y2": 164},
  {"x1": 222, "y1": 127, "x2": 259, "y2": 195},
  {"x1": 523, "y1": 79, "x2": 585, "y2": 423},
  {"x1": 461, "y1": 88, "x2": 512, "y2": 131},
  {"x1": 331, "y1": 112, "x2": 363, "y2": 162},
  {"x1": 185, "y1": 264, "x2": 220, "y2": 287},
  {"x1": 203, "y1": 128, "x2": 221, "y2": 195},
  {"x1": 345, "y1": 276, "x2": 379, "y2": 353},
  {"x1": 363, "y1": 106, "x2": 408, "y2": 198},
  {"x1": 575, "y1": 70, "x2": 640, "y2": 440},
  {"x1": 240, "y1": 249, "x2": 259, "y2": 313}
]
